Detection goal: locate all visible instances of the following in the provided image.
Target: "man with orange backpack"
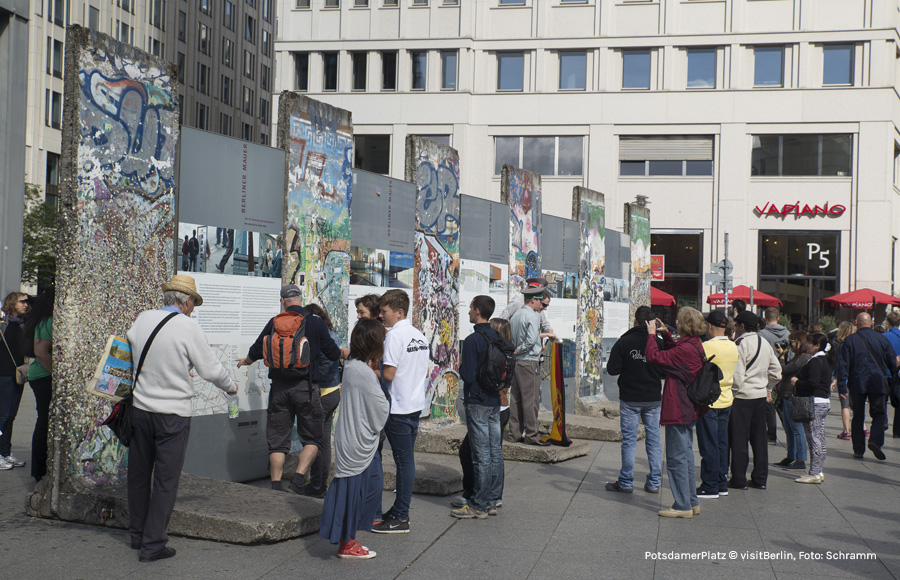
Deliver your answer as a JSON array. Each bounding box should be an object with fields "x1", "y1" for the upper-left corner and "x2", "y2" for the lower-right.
[{"x1": 238, "y1": 284, "x2": 348, "y2": 492}]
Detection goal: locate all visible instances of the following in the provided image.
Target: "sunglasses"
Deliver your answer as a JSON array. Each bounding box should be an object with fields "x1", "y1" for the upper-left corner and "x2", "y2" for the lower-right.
[
  {"x1": 18, "y1": 299, "x2": 28, "y2": 304},
  {"x1": 541, "y1": 301, "x2": 550, "y2": 308}
]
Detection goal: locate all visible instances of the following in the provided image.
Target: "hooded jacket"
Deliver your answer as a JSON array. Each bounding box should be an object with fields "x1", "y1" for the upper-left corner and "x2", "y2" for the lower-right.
[
  {"x1": 758, "y1": 323, "x2": 790, "y2": 350},
  {"x1": 606, "y1": 326, "x2": 664, "y2": 403},
  {"x1": 732, "y1": 332, "x2": 782, "y2": 400},
  {"x1": 645, "y1": 331, "x2": 705, "y2": 425}
]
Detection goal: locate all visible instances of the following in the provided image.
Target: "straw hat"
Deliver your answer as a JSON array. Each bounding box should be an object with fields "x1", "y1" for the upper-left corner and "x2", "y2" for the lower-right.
[{"x1": 161, "y1": 274, "x2": 203, "y2": 306}]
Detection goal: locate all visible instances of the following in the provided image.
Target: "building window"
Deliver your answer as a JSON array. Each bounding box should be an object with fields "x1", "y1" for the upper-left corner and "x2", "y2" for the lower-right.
[
  {"x1": 296, "y1": 0, "x2": 310, "y2": 6},
  {"x1": 245, "y1": 15, "x2": 255, "y2": 43},
  {"x1": 651, "y1": 231, "x2": 703, "y2": 315},
  {"x1": 199, "y1": 0, "x2": 209, "y2": 14},
  {"x1": 119, "y1": 22, "x2": 131, "y2": 43},
  {"x1": 261, "y1": 64, "x2": 270, "y2": 91},
  {"x1": 88, "y1": 5, "x2": 99, "y2": 29},
  {"x1": 751, "y1": 134, "x2": 852, "y2": 177},
  {"x1": 197, "y1": 63, "x2": 210, "y2": 94},
  {"x1": 242, "y1": 123, "x2": 253, "y2": 141},
  {"x1": 412, "y1": 0, "x2": 427, "y2": 5},
  {"x1": 687, "y1": 47, "x2": 715, "y2": 89},
  {"x1": 497, "y1": 52, "x2": 524, "y2": 91},
  {"x1": 219, "y1": 113, "x2": 232, "y2": 136},
  {"x1": 382, "y1": 51, "x2": 397, "y2": 90},
  {"x1": 151, "y1": 38, "x2": 161, "y2": 57},
  {"x1": 262, "y1": 30, "x2": 271, "y2": 57},
  {"x1": 559, "y1": 51, "x2": 586, "y2": 91},
  {"x1": 354, "y1": 134, "x2": 391, "y2": 174},
  {"x1": 246, "y1": 0, "x2": 255, "y2": 7},
  {"x1": 441, "y1": 50, "x2": 457, "y2": 91},
  {"x1": 176, "y1": 52, "x2": 186, "y2": 83},
  {"x1": 383, "y1": 0, "x2": 398, "y2": 5},
  {"x1": 443, "y1": 0, "x2": 458, "y2": 4},
  {"x1": 619, "y1": 136, "x2": 714, "y2": 176},
  {"x1": 494, "y1": 136, "x2": 583, "y2": 176},
  {"x1": 622, "y1": 49, "x2": 650, "y2": 89},
  {"x1": 150, "y1": 0, "x2": 165, "y2": 30},
  {"x1": 243, "y1": 50, "x2": 255, "y2": 79},
  {"x1": 195, "y1": 102, "x2": 209, "y2": 130},
  {"x1": 224, "y1": 0, "x2": 235, "y2": 29},
  {"x1": 51, "y1": 39, "x2": 64, "y2": 78},
  {"x1": 499, "y1": 0, "x2": 524, "y2": 4},
  {"x1": 243, "y1": 86, "x2": 254, "y2": 114},
  {"x1": 823, "y1": 44, "x2": 853, "y2": 86},
  {"x1": 51, "y1": 0, "x2": 64, "y2": 25},
  {"x1": 352, "y1": 52, "x2": 367, "y2": 91},
  {"x1": 223, "y1": 38, "x2": 234, "y2": 67},
  {"x1": 294, "y1": 52, "x2": 309, "y2": 91},
  {"x1": 177, "y1": 10, "x2": 186, "y2": 40},
  {"x1": 325, "y1": 0, "x2": 339, "y2": 7},
  {"x1": 221, "y1": 75, "x2": 233, "y2": 104},
  {"x1": 263, "y1": 0, "x2": 272, "y2": 20},
  {"x1": 417, "y1": 134, "x2": 451, "y2": 146},
  {"x1": 354, "y1": 0, "x2": 368, "y2": 6},
  {"x1": 260, "y1": 133, "x2": 269, "y2": 145},
  {"x1": 411, "y1": 51, "x2": 427, "y2": 90},
  {"x1": 754, "y1": 46, "x2": 784, "y2": 87},
  {"x1": 323, "y1": 52, "x2": 338, "y2": 91},
  {"x1": 260, "y1": 98, "x2": 269, "y2": 124},
  {"x1": 46, "y1": 152, "x2": 60, "y2": 205},
  {"x1": 198, "y1": 23, "x2": 209, "y2": 54}
]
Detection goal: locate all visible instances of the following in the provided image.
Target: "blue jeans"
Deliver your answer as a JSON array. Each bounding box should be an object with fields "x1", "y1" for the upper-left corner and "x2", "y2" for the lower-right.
[
  {"x1": 780, "y1": 399, "x2": 808, "y2": 462},
  {"x1": 384, "y1": 411, "x2": 419, "y2": 520},
  {"x1": 465, "y1": 403, "x2": 504, "y2": 511},
  {"x1": 0, "y1": 376, "x2": 24, "y2": 456},
  {"x1": 665, "y1": 422, "x2": 698, "y2": 511},
  {"x1": 618, "y1": 401, "x2": 662, "y2": 489},
  {"x1": 696, "y1": 407, "x2": 730, "y2": 492}
]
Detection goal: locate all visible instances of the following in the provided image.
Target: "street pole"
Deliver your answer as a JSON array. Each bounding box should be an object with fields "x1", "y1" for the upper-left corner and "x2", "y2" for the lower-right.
[{"x1": 723, "y1": 232, "x2": 729, "y2": 314}]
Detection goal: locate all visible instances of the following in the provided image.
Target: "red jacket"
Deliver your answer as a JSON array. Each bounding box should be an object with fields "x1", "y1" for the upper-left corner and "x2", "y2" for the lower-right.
[{"x1": 645, "y1": 331, "x2": 706, "y2": 426}]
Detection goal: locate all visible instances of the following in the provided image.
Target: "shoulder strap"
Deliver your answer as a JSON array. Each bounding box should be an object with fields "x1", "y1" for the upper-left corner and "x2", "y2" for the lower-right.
[
  {"x1": 689, "y1": 342, "x2": 707, "y2": 363},
  {"x1": 857, "y1": 332, "x2": 891, "y2": 385},
  {"x1": 133, "y1": 312, "x2": 179, "y2": 390},
  {"x1": 746, "y1": 336, "x2": 762, "y2": 371}
]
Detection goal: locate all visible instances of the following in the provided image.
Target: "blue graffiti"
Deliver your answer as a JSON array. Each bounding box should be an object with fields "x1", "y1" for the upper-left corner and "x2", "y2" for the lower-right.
[{"x1": 415, "y1": 159, "x2": 460, "y2": 246}]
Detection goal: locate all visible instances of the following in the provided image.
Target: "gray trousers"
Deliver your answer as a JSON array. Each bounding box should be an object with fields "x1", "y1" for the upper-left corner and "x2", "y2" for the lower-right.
[
  {"x1": 803, "y1": 401, "x2": 830, "y2": 476},
  {"x1": 128, "y1": 407, "x2": 191, "y2": 558},
  {"x1": 508, "y1": 360, "x2": 541, "y2": 444}
]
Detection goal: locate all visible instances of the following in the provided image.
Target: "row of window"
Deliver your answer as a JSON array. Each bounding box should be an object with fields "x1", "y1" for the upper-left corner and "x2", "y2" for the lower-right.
[
  {"x1": 293, "y1": 0, "x2": 592, "y2": 7},
  {"x1": 294, "y1": 51, "x2": 457, "y2": 92},
  {"x1": 195, "y1": 103, "x2": 266, "y2": 144},
  {"x1": 201, "y1": 0, "x2": 272, "y2": 24}
]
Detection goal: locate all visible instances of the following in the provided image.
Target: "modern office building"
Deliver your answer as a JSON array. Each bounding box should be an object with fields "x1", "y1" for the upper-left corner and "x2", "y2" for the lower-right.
[
  {"x1": 274, "y1": 0, "x2": 900, "y2": 325},
  {"x1": 24, "y1": 0, "x2": 274, "y2": 206}
]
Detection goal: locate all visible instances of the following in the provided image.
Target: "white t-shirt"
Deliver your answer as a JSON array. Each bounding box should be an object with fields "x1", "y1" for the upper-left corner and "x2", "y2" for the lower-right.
[{"x1": 383, "y1": 318, "x2": 430, "y2": 415}]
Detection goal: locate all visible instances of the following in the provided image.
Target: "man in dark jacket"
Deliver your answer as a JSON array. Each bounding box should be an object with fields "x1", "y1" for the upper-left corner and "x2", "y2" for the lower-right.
[
  {"x1": 605, "y1": 305, "x2": 664, "y2": 493},
  {"x1": 836, "y1": 312, "x2": 898, "y2": 460},
  {"x1": 452, "y1": 295, "x2": 503, "y2": 519},
  {"x1": 237, "y1": 284, "x2": 348, "y2": 491}
]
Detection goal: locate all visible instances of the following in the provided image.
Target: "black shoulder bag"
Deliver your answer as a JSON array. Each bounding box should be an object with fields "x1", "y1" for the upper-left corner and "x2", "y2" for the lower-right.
[
  {"x1": 101, "y1": 312, "x2": 178, "y2": 447},
  {"x1": 857, "y1": 332, "x2": 899, "y2": 408}
]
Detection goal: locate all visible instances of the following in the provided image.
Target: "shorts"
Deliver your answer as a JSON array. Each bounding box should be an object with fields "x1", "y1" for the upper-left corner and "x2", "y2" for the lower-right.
[
  {"x1": 837, "y1": 381, "x2": 850, "y2": 410},
  {"x1": 267, "y1": 378, "x2": 324, "y2": 453}
]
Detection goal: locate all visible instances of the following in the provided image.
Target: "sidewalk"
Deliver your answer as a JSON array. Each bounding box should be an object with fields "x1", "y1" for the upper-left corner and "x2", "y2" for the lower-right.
[{"x1": 2, "y1": 386, "x2": 899, "y2": 579}]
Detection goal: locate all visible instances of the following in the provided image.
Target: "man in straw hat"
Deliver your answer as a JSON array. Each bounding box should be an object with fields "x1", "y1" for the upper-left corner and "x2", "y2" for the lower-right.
[
  {"x1": 506, "y1": 281, "x2": 551, "y2": 446},
  {"x1": 126, "y1": 274, "x2": 237, "y2": 563}
]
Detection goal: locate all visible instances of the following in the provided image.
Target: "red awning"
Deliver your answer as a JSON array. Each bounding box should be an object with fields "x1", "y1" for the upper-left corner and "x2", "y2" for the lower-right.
[
  {"x1": 707, "y1": 285, "x2": 782, "y2": 307},
  {"x1": 651, "y1": 286, "x2": 676, "y2": 307},
  {"x1": 821, "y1": 288, "x2": 900, "y2": 309}
]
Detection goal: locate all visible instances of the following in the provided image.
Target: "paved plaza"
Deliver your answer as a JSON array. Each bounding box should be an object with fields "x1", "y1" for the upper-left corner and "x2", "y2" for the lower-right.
[{"x1": 2, "y1": 386, "x2": 899, "y2": 580}]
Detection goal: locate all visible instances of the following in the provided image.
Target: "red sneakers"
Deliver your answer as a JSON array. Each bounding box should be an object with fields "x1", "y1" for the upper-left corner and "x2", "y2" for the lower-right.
[{"x1": 338, "y1": 539, "x2": 376, "y2": 560}]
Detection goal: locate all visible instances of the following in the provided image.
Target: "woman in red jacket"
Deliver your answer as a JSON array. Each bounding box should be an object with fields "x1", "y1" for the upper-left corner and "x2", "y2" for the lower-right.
[{"x1": 646, "y1": 307, "x2": 707, "y2": 519}]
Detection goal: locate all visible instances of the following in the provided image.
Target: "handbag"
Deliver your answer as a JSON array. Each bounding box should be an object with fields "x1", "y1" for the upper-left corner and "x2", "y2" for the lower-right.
[
  {"x1": 791, "y1": 395, "x2": 815, "y2": 422},
  {"x1": 101, "y1": 312, "x2": 178, "y2": 447},
  {"x1": 0, "y1": 322, "x2": 30, "y2": 385}
]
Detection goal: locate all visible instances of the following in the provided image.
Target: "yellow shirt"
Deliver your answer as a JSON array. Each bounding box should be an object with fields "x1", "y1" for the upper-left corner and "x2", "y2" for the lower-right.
[{"x1": 703, "y1": 336, "x2": 739, "y2": 409}]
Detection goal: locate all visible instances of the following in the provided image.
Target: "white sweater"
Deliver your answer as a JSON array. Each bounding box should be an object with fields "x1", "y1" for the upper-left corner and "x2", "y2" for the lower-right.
[
  {"x1": 127, "y1": 309, "x2": 236, "y2": 417},
  {"x1": 732, "y1": 332, "x2": 782, "y2": 400}
]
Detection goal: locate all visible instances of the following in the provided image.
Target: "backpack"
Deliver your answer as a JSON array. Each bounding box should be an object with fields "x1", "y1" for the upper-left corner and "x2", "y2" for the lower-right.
[
  {"x1": 474, "y1": 328, "x2": 516, "y2": 394},
  {"x1": 262, "y1": 310, "x2": 311, "y2": 370},
  {"x1": 685, "y1": 343, "x2": 724, "y2": 407}
]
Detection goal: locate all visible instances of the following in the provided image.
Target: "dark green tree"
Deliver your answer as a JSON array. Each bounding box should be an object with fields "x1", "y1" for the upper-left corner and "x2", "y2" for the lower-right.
[{"x1": 21, "y1": 183, "x2": 57, "y2": 286}]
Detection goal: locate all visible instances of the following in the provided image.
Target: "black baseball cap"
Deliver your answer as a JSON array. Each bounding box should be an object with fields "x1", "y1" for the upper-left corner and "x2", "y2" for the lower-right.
[
  {"x1": 734, "y1": 311, "x2": 759, "y2": 328},
  {"x1": 706, "y1": 311, "x2": 728, "y2": 329}
]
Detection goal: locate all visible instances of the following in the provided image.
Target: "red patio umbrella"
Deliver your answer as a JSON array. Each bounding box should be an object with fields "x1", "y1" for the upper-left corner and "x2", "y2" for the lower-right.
[
  {"x1": 821, "y1": 288, "x2": 900, "y2": 309},
  {"x1": 651, "y1": 286, "x2": 676, "y2": 307},
  {"x1": 707, "y1": 285, "x2": 782, "y2": 307}
]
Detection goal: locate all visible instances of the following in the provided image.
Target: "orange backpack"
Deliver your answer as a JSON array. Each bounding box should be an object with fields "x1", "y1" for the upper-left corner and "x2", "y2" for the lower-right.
[{"x1": 262, "y1": 310, "x2": 311, "y2": 370}]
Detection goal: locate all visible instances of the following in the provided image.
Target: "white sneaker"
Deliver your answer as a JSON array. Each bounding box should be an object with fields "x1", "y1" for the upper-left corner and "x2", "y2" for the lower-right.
[
  {"x1": 4, "y1": 455, "x2": 25, "y2": 467},
  {"x1": 0, "y1": 457, "x2": 12, "y2": 471}
]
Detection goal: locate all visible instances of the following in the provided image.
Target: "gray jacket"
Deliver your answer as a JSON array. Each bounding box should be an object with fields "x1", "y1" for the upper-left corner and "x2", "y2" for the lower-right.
[
  {"x1": 758, "y1": 323, "x2": 790, "y2": 349},
  {"x1": 333, "y1": 359, "x2": 390, "y2": 478}
]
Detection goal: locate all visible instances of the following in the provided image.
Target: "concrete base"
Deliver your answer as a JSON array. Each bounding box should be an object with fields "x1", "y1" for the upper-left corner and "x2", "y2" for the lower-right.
[
  {"x1": 414, "y1": 423, "x2": 590, "y2": 463},
  {"x1": 381, "y1": 452, "x2": 463, "y2": 496},
  {"x1": 415, "y1": 423, "x2": 469, "y2": 454},
  {"x1": 501, "y1": 439, "x2": 590, "y2": 463},
  {"x1": 538, "y1": 411, "x2": 643, "y2": 442},
  {"x1": 574, "y1": 398, "x2": 620, "y2": 418},
  {"x1": 26, "y1": 473, "x2": 321, "y2": 544}
]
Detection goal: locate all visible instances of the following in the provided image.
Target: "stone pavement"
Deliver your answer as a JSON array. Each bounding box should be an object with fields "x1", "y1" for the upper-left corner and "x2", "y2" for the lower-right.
[{"x1": 2, "y1": 386, "x2": 900, "y2": 579}]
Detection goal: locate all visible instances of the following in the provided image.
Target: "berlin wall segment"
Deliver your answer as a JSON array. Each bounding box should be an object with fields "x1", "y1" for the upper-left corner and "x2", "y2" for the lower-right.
[
  {"x1": 277, "y1": 94, "x2": 352, "y2": 344},
  {"x1": 575, "y1": 187, "x2": 605, "y2": 401},
  {"x1": 28, "y1": 26, "x2": 180, "y2": 519},
  {"x1": 501, "y1": 165, "x2": 542, "y2": 304},
  {"x1": 405, "y1": 136, "x2": 461, "y2": 424},
  {"x1": 626, "y1": 203, "x2": 651, "y2": 322}
]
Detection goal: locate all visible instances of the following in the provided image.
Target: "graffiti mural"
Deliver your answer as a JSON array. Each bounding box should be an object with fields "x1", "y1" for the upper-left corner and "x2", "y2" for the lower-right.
[
  {"x1": 406, "y1": 136, "x2": 460, "y2": 424},
  {"x1": 280, "y1": 95, "x2": 352, "y2": 344},
  {"x1": 52, "y1": 28, "x2": 179, "y2": 491},
  {"x1": 501, "y1": 165, "x2": 542, "y2": 301},
  {"x1": 627, "y1": 204, "x2": 651, "y2": 321},
  {"x1": 575, "y1": 188, "x2": 605, "y2": 400}
]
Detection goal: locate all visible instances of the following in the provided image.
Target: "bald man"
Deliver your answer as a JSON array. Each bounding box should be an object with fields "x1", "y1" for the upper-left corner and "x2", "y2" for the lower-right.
[{"x1": 835, "y1": 313, "x2": 898, "y2": 460}]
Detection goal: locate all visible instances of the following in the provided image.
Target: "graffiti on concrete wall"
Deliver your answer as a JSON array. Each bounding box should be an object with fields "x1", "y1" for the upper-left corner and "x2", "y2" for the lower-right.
[
  {"x1": 406, "y1": 136, "x2": 460, "y2": 423},
  {"x1": 627, "y1": 204, "x2": 651, "y2": 321},
  {"x1": 281, "y1": 95, "x2": 352, "y2": 344},
  {"x1": 56, "y1": 28, "x2": 179, "y2": 489},
  {"x1": 502, "y1": 165, "x2": 541, "y2": 301},
  {"x1": 576, "y1": 189, "x2": 605, "y2": 400}
]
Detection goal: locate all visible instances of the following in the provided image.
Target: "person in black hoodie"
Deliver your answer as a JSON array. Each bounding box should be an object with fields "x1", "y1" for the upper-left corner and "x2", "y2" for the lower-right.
[{"x1": 605, "y1": 306, "x2": 665, "y2": 493}]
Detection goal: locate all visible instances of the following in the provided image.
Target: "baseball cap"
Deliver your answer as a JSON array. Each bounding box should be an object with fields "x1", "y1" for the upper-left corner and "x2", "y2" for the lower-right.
[
  {"x1": 706, "y1": 311, "x2": 728, "y2": 329},
  {"x1": 280, "y1": 284, "x2": 301, "y2": 299}
]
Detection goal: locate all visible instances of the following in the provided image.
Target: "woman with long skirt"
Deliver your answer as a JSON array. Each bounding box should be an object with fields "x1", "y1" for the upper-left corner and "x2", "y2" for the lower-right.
[{"x1": 319, "y1": 318, "x2": 390, "y2": 559}]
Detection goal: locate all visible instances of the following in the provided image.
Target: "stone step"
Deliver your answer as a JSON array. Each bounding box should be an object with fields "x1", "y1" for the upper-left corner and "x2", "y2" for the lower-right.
[
  {"x1": 574, "y1": 399, "x2": 621, "y2": 419},
  {"x1": 538, "y1": 411, "x2": 644, "y2": 442},
  {"x1": 381, "y1": 452, "x2": 463, "y2": 496}
]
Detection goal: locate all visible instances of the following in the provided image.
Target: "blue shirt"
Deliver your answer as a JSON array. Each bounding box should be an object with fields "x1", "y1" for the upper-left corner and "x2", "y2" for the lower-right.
[{"x1": 885, "y1": 327, "x2": 900, "y2": 358}]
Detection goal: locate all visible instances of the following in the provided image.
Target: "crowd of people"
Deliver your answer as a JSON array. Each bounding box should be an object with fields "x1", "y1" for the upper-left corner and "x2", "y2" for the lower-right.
[{"x1": 605, "y1": 300, "x2": 900, "y2": 519}]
